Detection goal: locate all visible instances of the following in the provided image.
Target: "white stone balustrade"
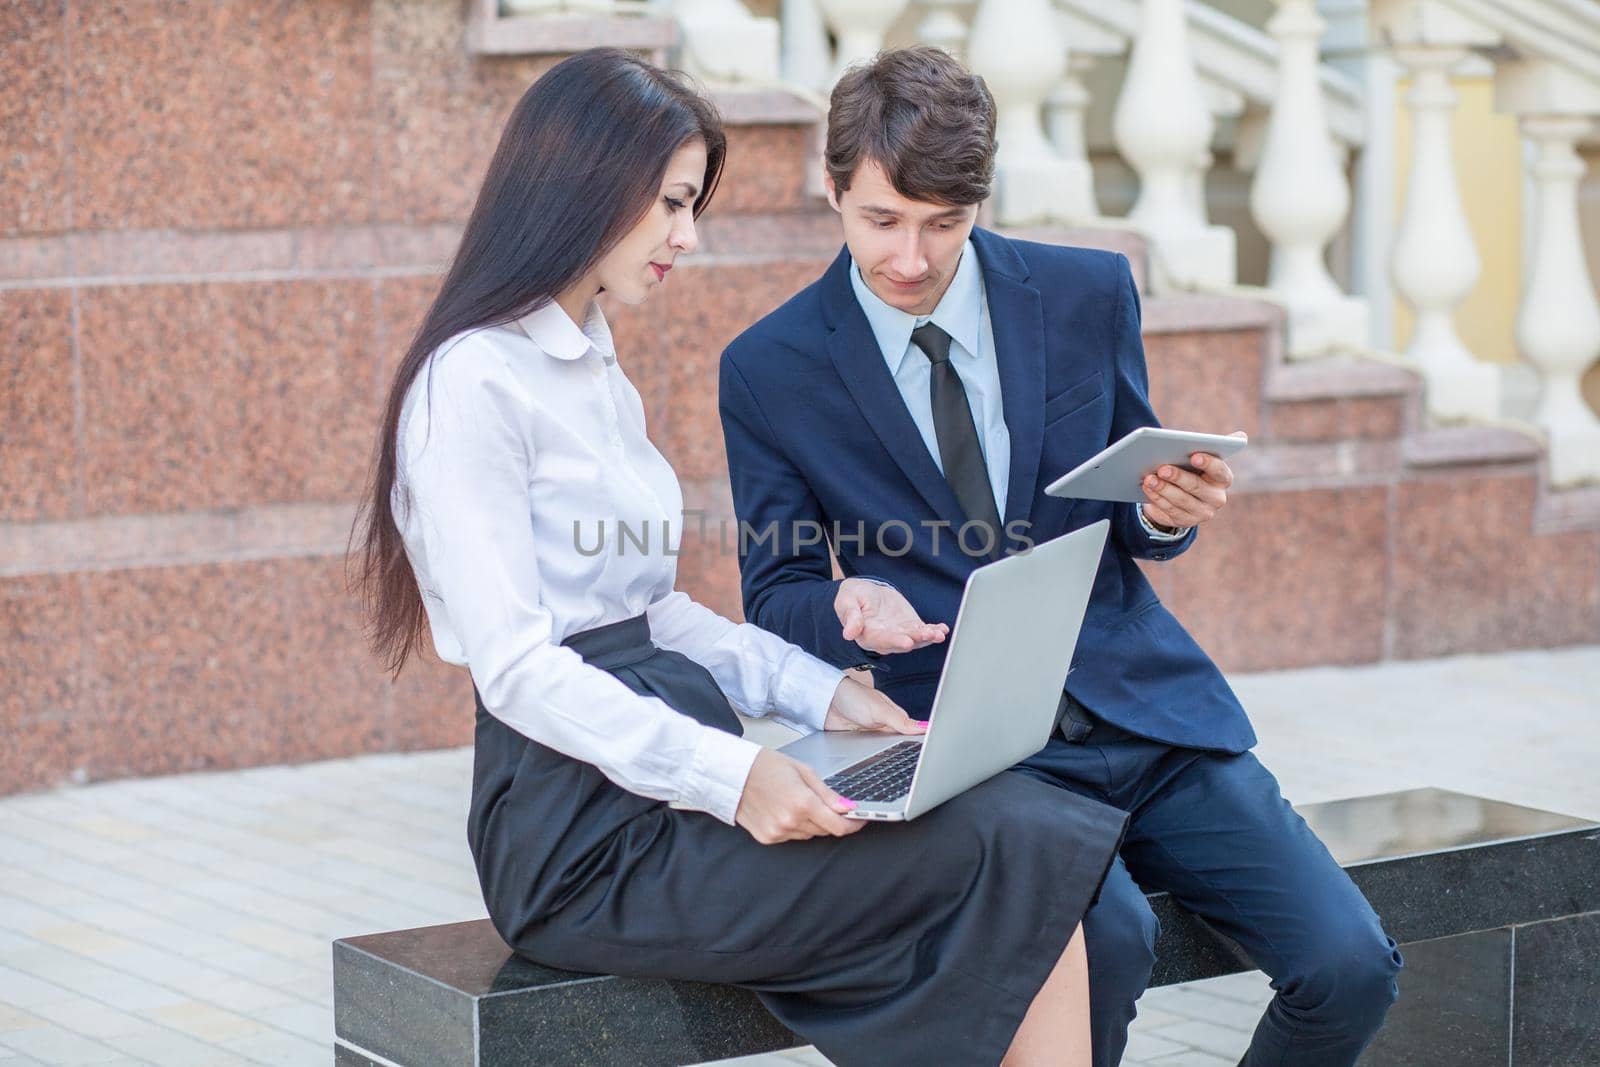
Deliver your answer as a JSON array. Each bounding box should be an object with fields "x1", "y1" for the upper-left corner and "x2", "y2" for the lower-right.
[
  {"x1": 1387, "y1": 43, "x2": 1500, "y2": 419},
  {"x1": 917, "y1": 0, "x2": 970, "y2": 61},
  {"x1": 1041, "y1": 56, "x2": 1100, "y2": 221},
  {"x1": 1044, "y1": 6, "x2": 1130, "y2": 222},
  {"x1": 1113, "y1": 0, "x2": 1237, "y2": 290},
  {"x1": 674, "y1": 0, "x2": 781, "y2": 85},
  {"x1": 1496, "y1": 58, "x2": 1600, "y2": 485},
  {"x1": 1516, "y1": 115, "x2": 1600, "y2": 484},
  {"x1": 817, "y1": 0, "x2": 911, "y2": 82},
  {"x1": 968, "y1": 0, "x2": 1083, "y2": 225},
  {"x1": 1251, "y1": 0, "x2": 1368, "y2": 358},
  {"x1": 780, "y1": 0, "x2": 833, "y2": 92},
  {"x1": 1054, "y1": 0, "x2": 1367, "y2": 147},
  {"x1": 642, "y1": 0, "x2": 1600, "y2": 464},
  {"x1": 1370, "y1": 0, "x2": 1506, "y2": 419}
]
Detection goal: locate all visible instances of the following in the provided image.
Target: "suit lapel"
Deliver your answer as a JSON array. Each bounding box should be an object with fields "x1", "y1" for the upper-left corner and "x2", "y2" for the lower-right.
[{"x1": 974, "y1": 234, "x2": 1046, "y2": 531}]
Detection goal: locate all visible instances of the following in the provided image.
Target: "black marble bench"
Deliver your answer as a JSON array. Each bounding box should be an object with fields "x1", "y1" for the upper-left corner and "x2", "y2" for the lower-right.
[{"x1": 332, "y1": 788, "x2": 1600, "y2": 1066}]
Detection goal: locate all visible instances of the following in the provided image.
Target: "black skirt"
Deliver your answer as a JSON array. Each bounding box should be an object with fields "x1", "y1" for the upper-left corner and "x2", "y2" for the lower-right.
[{"x1": 467, "y1": 614, "x2": 1127, "y2": 1067}]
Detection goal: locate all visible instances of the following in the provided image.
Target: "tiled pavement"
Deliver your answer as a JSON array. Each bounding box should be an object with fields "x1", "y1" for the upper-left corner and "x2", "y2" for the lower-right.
[{"x1": 1, "y1": 645, "x2": 1596, "y2": 1066}]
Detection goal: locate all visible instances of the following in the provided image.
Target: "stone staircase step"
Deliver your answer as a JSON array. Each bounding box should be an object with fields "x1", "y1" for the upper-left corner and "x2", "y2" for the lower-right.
[
  {"x1": 1142, "y1": 293, "x2": 1282, "y2": 336},
  {"x1": 1226, "y1": 438, "x2": 1402, "y2": 488},
  {"x1": 1001, "y1": 224, "x2": 1153, "y2": 292},
  {"x1": 1536, "y1": 484, "x2": 1600, "y2": 534},
  {"x1": 1265, "y1": 359, "x2": 1418, "y2": 445},
  {"x1": 1266, "y1": 358, "x2": 1417, "y2": 402},
  {"x1": 1401, "y1": 425, "x2": 1542, "y2": 470},
  {"x1": 710, "y1": 88, "x2": 823, "y2": 126},
  {"x1": 1116, "y1": 283, "x2": 1596, "y2": 672},
  {"x1": 1267, "y1": 396, "x2": 1411, "y2": 446},
  {"x1": 466, "y1": 7, "x2": 679, "y2": 56}
]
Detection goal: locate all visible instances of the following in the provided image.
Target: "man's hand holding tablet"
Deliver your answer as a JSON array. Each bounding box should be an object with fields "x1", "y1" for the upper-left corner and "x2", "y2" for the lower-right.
[{"x1": 1045, "y1": 428, "x2": 1248, "y2": 532}]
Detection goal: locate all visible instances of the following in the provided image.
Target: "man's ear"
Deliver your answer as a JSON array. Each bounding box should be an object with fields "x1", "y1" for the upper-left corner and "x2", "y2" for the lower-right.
[{"x1": 822, "y1": 165, "x2": 841, "y2": 213}]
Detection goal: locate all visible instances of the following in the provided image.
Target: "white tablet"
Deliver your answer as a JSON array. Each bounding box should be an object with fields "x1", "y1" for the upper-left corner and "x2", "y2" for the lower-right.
[{"x1": 1044, "y1": 427, "x2": 1248, "y2": 503}]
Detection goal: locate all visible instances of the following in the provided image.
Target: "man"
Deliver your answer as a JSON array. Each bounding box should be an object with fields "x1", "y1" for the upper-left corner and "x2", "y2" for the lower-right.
[{"x1": 718, "y1": 46, "x2": 1402, "y2": 1067}]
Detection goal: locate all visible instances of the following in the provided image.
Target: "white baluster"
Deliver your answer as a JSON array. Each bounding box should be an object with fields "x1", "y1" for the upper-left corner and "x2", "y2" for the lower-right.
[
  {"x1": 1113, "y1": 0, "x2": 1236, "y2": 290},
  {"x1": 916, "y1": 0, "x2": 969, "y2": 61},
  {"x1": 675, "y1": 0, "x2": 781, "y2": 86},
  {"x1": 1389, "y1": 45, "x2": 1498, "y2": 419},
  {"x1": 781, "y1": 0, "x2": 833, "y2": 93},
  {"x1": 1250, "y1": 0, "x2": 1367, "y2": 359},
  {"x1": 1044, "y1": 52, "x2": 1101, "y2": 221},
  {"x1": 816, "y1": 0, "x2": 911, "y2": 82},
  {"x1": 1048, "y1": 5, "x2": 1130, "y2": 222},
  {"x1": 1187, "y1": 148, "x2": 1211, "y2": 221},
  {"x1": 967, "y1": 0, "x2": 1078, "y2": 225},
  {"x1": 1516, "y1": 115, "x2": 1600, "y2": 485}
]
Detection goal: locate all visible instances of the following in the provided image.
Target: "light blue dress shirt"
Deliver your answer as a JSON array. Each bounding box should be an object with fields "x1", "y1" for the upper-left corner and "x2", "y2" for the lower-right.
[
  {"x1": 848, "y1": 242, "x2": 1189, "y2": 542},
  {"x1": 848, "y1": 241, "x2": 1010, "y2": 522}
]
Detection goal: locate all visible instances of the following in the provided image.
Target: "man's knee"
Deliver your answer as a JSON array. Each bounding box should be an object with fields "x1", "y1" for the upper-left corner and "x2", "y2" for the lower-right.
[
  {"x1": 1082, "y1": 879, "x2": 1159, "y2": 998},
  {"x1": 1283, "y1": 927, "x2": 1403, "y2": 1032}
]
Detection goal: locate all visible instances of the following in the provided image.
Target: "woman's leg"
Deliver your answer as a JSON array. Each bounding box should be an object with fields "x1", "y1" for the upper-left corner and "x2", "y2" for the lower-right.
[
  {"x1": 502, "y1": 770, "x2": 1123, "y2": 1067},
  {"x1": 1002, "y1": 923, "x2": 1092, "y2": 1067}
]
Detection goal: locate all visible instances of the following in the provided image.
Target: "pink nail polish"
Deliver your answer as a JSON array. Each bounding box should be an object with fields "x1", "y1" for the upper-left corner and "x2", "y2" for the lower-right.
[
  {"x1": 915, "y1": 719, "x2": 931, "y2": 729},
  {"x1": 838, "y1": 797, "x2": 858, "y2": 809}
]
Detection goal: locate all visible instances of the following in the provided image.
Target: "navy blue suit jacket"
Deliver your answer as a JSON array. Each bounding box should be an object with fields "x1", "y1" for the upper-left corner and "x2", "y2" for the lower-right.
[{"x1": 718, "y1": 228, "x2": 1253, "y2": 753}]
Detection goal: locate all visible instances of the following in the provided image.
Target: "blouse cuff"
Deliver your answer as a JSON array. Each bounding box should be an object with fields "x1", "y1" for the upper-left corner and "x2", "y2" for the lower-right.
[
  {"x1": 683, "y1": 728, "x2": 765, "y2": 826},
  {"x1": 773, "y1": 649, "x2": 845, "y2": 733}
]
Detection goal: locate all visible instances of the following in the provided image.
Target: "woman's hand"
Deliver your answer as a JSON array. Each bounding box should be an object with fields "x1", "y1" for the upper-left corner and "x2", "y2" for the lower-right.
[
  {"x1": 733, "y1": 681, "x2": 925, "y2": 844},
  {"x1": 824, "y1": 676, "x2": 929, "y2": 734},
  {"x1": 735, "y1": 749, "x2": 865, "y2": 844}
]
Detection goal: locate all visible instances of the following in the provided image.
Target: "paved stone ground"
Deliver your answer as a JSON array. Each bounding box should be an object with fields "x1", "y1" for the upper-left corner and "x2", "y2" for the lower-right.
[{"x1": 0, "y1": 645, "x2": 1595, "y2": 1066}]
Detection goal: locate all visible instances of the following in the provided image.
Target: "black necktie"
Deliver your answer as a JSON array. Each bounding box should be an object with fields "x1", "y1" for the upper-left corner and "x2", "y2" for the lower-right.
[{"x1": 910, "y1": 323, "x2": 1003, "y2": 557}]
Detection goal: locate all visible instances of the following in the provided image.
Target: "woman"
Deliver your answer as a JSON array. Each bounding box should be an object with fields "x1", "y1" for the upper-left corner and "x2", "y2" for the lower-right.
[{"x1": 355, "y1": 49, "x2": 1125, "y2": 1066}]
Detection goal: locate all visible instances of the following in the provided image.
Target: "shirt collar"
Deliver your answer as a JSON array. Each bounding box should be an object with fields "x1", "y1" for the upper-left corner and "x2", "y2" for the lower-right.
[
  {"x1": 518, "y1": 299, "x2": 616, "y2": 363},
  {"x1": 848, "y1": 240, "x2": 983, "y2": 375}
]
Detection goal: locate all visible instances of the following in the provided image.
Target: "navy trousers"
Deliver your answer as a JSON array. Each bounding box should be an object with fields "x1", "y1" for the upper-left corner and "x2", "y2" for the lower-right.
[{"x1": 1016, "y1": 713, "x2": 1403, "y2": 1067}]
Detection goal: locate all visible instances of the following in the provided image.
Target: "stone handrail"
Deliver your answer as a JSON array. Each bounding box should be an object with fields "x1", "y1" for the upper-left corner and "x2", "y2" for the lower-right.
[
  {"x1": 1058, "y1": 0, "x2": 1368, "y2": 147},
  {"x1": 1433, "y1": 0, "x2": 1600, "y2": 81}
]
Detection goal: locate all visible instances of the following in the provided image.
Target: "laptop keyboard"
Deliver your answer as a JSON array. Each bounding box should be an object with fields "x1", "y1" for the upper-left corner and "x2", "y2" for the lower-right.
[{"x1": 824, "y1": 740, "x2": 924, "y2": 803}]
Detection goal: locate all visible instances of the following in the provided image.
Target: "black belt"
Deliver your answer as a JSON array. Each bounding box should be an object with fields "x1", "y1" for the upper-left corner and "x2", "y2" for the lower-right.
[{"x1": 559, "y1": 613, "x2": 656, "y2": 671}]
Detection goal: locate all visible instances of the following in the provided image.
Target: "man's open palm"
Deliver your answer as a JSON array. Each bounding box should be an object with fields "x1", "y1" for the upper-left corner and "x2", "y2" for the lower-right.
[{"x1": 835, "y1": 578, "x2": 949, "y2": 654}]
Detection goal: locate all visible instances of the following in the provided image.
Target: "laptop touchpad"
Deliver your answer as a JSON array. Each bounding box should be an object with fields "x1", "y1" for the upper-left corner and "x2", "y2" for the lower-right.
[{"x1": 777, "y1": 730, "x2": 916, "y2": 778}]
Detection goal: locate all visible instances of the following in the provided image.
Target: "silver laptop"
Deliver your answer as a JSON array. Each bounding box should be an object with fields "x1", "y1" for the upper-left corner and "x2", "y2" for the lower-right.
[{"x1": 778, "y1": 519, "x2": 1110, "y2": 822}]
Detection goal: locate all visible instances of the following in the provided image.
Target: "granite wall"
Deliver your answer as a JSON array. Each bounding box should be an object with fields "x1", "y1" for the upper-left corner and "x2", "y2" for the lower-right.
[
  {"x1": 0, "y1": 0, "x2": 836, "y2": 793},
  {"x1": 4, "y1": 1, "x2": 1597, "y2": 796}
]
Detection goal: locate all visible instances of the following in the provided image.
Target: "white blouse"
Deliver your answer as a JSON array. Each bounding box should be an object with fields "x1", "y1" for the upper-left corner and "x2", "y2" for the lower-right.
[{"x1": 394, "y1": 299, "x2": 844, "y2": 826}]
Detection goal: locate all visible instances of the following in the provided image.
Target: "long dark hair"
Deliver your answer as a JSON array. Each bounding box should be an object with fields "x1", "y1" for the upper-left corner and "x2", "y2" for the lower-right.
[{"x1": 353, "y1": 49, "x2": 726, "y2": 676}]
